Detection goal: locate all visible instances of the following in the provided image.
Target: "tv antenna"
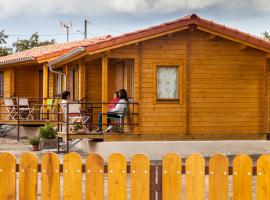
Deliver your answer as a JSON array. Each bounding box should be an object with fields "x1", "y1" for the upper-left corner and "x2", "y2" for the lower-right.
[{"x1": 60, "y1": 21, "x2": 72, "y2": 41}]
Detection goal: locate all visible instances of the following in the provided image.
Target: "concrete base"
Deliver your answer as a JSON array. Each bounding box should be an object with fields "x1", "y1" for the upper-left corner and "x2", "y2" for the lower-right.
[
  {"x1": 8, "y1": 126, "x2": 39, "y2": 139},
  {"x1": 75, "y1": 139, "x2": 270, "y2": 161}
]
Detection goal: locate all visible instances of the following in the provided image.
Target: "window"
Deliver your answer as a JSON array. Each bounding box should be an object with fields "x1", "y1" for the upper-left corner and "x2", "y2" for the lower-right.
[
  {"x1": 156, "y1": 66, "x2": 178, "y2": 100},
  {"x1": 54, "y1": 72, "x2": 63, "y2": 96},
  {"x1": 0, "y1": 72, "x2": 3, "y2": 97},
  {"x1": 116, "y1": 60, "x2": 134, "y2": 99}
]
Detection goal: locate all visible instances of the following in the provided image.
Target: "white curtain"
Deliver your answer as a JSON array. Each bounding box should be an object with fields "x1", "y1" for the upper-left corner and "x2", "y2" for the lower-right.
[{"x1": 157, "y1": 66, "x2": 178, "y2": 99}]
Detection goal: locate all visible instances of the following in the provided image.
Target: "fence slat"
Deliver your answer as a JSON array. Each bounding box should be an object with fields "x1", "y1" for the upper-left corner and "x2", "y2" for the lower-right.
[
  {"x1": 209, "y1": 154, "x2": 228, "y2": 200},
  {"x1": 131, "y1": 154, "x2": 150, "y2": 200},
  {"x1": 108, "y1": 153, "x2": 126, "y2": 200},
  {"x1": 186, "y1": 153, "x2": 205, "y2": 200},
  {"x1": 63, "y1": 152, "x2": 82, "y2": 200},
  {"x1": 162, "y1": 153, "x2": 181, "y2": 200},
  {"x1": 41, "y1": 152, "x2": 60, "y2": 200},
  {"x1": 257, "y1": 154, "x2": 270, "y2": 200},
  {"x1": 85, "y1": 153, "x2": 104, "y2": 200},
  {"x1": 19, "y1": 152, "x2": 38, "y2": 200},
  {"x1": 232, "y1": 154, "x2": 252, "y2": 200},
  {"x1": 0, "y1": 152, "x2": 16, "y2": 200}
]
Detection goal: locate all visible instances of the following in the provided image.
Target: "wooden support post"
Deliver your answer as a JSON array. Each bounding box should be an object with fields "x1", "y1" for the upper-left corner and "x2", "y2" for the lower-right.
[
  {"x1": 102, "y1": 56, "x2": 108, "y2": 130},
  {"x1": 42, "y1": 64, "x2": 48, "y2": 119},
  {"x1": 78, "y1": 60, "x2": 86, "y2": 100},
  {"x1": 3, "y1": 69, "x2": 15, "y2": 98}
]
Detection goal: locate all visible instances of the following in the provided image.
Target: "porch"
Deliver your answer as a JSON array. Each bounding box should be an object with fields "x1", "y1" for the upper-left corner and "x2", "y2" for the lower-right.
[{"x1": 0, "y1": 97, "x2": 139, "y2": 147}]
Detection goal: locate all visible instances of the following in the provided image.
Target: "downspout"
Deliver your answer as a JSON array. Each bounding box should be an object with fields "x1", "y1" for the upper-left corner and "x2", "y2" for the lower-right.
[
  {"x1": 48, "y1": 47, "x2": 86, "y2": 91},
  {"x1": 48, "y1": 64, "x2": 67, "y2": 90}
]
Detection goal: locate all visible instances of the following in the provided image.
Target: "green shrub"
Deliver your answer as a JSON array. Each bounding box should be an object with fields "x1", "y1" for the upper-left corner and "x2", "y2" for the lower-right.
[
  {"x1": 39, "y1": 123, "x2": 57, "y2": 139},
  {"x1": 29, "y1": 136, "x2": 40, "y2": 145},
  {"x1": 73, "y1": 124, "x2": 83, "y2": 132}
]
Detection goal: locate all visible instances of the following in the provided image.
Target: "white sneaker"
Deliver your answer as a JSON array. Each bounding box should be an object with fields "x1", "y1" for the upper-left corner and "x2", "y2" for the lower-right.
[{"x1": 105, "y1": 125, "x2": 113, "y2": 133}]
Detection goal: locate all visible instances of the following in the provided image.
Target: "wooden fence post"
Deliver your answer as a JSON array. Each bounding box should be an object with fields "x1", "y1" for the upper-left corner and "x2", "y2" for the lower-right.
[
  {"x1": 186, "y1": 153, "x2": 205, "y2": 200},
  {"x1": 41, "y1": 152, "x2": 60, "y2": 200},
  {"x1": 63, "y1": 152, "x2": 82, "y2": 200},
  {"x1": 257, "y1": 154, "x2": 270, "y2": 200},
  {"x1": 131, "y1": 154, "x2": 150, "y2": 200},
  {"x1": 0, "y1": 152, "x2": 16, "y2": 200},
  {"x1": 85, "y1": 153, "x2": 104, "y2": 200},
  {"x1": 162, "y1": 153, "x2": 182, "y2": 200},
  {"x1": 232, "y1": 154, "x2": 252, "y2": 200},
  {"x1": 19, "y1": 152, "x2": 38, "y2": 200},
  {"x1": 209, "y1": 154, "x2": 228, "y2": 200},
  {"x1": 108, "y1": 153, "x2": 126, "y2": 200}
]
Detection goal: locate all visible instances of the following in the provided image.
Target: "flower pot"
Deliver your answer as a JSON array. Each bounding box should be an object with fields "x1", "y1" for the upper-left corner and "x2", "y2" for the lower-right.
[
  {"x1": 32, "y1": 144, "x2": 39, "y2": 151},
  {"x1": 40, "y1": 138, "x2": 58, "y2": 149}
]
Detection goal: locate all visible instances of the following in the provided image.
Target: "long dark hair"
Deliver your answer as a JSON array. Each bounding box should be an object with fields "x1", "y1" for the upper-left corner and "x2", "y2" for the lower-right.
[
  {"x1": 61, "y1": 91, "x2": 70, "y2": 100},
  {"x1": 119, "y1": 89, "x2": 128, "y2": 101}
]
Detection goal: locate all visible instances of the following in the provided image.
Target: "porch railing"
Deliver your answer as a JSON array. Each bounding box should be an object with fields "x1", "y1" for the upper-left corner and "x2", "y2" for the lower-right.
[{"x1": 0, "y1": 97, "x2": 139, "y2": 141}]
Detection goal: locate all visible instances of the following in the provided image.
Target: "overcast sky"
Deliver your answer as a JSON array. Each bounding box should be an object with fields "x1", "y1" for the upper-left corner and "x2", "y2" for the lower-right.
[{"x1": 0, "y1": 0, "x2": 270, "y2": 46}]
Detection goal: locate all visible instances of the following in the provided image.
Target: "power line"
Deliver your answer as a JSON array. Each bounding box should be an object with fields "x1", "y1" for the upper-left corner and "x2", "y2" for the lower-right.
[
  {"x1": 7, "y1": 32, "x2": 82, "y2": 37},
  {"x1": 87, "y1": 20, "x2": 121, "y2": 34}
]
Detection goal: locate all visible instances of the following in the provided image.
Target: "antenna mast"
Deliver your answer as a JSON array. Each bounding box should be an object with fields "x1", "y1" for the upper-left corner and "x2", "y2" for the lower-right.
[{"x1": 60, "y1": 21, "x2": 72, "y2": 42}]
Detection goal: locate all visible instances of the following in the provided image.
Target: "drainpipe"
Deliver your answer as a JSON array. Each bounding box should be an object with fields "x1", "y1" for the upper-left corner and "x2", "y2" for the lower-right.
[
  {"x1": 48, "y1": 47, "x2": 86, "y2": 91},
  {"x1": 48, "y1": 64, "x2": 67, "y2": 90}
]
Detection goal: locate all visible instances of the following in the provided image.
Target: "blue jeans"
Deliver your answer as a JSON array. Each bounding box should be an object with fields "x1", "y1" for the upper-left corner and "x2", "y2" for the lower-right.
[{"x1": 98, "y1": 112, "x2": 120, "y2": 129}]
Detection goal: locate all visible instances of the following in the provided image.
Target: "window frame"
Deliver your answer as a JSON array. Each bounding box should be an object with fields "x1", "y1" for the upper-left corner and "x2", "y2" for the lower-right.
[
  {"x1": 153, "y1": 62, "x2": 183, "y2": 104},
  {"x1": 53, "y1": 69, "x2": 63, "y2": 97}
]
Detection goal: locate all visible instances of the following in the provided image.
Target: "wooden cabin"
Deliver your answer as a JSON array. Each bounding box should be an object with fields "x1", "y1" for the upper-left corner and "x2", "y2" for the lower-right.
[{"x1": 1, "y1": 14, "x2": 270, "y2": 140}]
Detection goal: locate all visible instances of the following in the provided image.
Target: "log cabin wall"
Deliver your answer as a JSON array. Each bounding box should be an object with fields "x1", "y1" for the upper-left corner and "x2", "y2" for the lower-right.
[
  {"x1": 189, "y1": 30, "x2": 266, "y2": 139},
  {"x1": 14, "y1": 66, "x2": 40, "y2": 98},
  {"x1": 99, "y1": 29, "x2": 268, "y2": 139}
]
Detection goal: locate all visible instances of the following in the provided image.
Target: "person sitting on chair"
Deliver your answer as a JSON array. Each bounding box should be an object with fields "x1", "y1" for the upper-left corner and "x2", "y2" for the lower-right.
[{"x1": 96, "y1": 89, "x2": 128, "y2": 133}]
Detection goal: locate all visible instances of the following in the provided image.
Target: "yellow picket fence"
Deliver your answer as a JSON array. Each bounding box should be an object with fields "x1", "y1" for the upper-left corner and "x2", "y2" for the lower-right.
[{"x1": 0, "y1": 152, "x2": 270, "y2": 200}]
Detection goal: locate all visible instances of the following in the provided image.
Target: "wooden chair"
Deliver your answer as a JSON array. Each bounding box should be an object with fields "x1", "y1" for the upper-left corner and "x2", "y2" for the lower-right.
[
  {"x1": 4, "y1": 99, "x2": 17, "y2": 120},
  {"x1": 18, "y1": 98, "x2": 34, "y2": 120},
  {"x1": 60, "y1": 103, "x2": 90, "y2": 133}
]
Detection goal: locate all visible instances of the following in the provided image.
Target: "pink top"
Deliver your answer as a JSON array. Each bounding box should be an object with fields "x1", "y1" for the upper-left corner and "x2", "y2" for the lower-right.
[{"x1": 107, "y1": 98, "x2": 120, "y2": 111}]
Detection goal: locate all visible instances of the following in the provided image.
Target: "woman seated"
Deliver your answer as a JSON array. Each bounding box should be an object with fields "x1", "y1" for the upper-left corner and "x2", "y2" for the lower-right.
[{"x1": 96, "y1": 89, "x2": 128, "y2": 133}]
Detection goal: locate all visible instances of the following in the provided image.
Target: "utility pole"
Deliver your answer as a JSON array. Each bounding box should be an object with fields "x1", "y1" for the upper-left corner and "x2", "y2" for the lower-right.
[{"x1": 84, "y1": 19, "x2": 88, "y2": 39}]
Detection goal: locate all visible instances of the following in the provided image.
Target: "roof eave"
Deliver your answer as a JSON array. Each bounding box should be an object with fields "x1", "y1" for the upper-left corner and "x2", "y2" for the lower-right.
[
  {"x1": 0, "y1": 57, "x2": 37, "y2": 68},
  {"x1": 48, "y1": 47, "x2": 86, "y2": 68}
]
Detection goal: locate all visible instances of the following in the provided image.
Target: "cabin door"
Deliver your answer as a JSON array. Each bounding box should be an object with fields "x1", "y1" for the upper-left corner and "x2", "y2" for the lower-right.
[{"x1": 116, "y1": 60, "x2": 134, "y2": 99}]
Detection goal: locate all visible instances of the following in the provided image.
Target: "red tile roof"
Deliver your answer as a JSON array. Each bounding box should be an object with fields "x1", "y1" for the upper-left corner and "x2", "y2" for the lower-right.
[
  {"x1": 0, "y1": 35, "x2": 111, "y2": 65},
  {"x1": 82, "y1": 14, "x2": 270, "y2": 53},
  {"x1": 2, "y1": 14, "x2": 270, "y2": 67}
]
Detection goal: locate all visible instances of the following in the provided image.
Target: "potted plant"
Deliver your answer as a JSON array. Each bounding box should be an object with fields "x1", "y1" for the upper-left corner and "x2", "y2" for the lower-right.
[
  {"x1": 39, "y1": 123, "x2": 58, "y2": 149},
  {"x1": 73, "y1": 123, "x2": 83, "y2": 133},
  {"x1": 29, "y1": 137, "x2": 40, "y2": 151}
]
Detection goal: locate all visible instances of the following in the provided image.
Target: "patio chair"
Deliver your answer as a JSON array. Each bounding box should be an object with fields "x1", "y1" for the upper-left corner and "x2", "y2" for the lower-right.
[
  {"x1": 18, "y1": 98, "x2": 34, "y2": 120},
  {"x1": 4, "y1": 99, "x2": 17, "y2": 120},
  {"x1": 60, "y1": 103, "x2": 90, "y2": 133},
  {"x1": 108, "y1": 104, "x2": 128, "y2": 133},
  {"x1": 44, "y1": 98, "x2": 59, "y2": 120}
]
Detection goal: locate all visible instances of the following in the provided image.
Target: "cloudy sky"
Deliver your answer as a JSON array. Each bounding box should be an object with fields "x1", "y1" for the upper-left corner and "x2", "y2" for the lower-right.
[{"x1": 0, "y1": 0, "x2": 270, "y2": 46}]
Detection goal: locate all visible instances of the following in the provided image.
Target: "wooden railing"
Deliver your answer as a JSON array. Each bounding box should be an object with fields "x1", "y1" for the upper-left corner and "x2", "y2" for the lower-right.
[
  {"x1": 0, "y1": 152, "x2": 269, "y2": 199},
  {"x1": 0, "y1": 97, "x2": 139, "y2": 141}
]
